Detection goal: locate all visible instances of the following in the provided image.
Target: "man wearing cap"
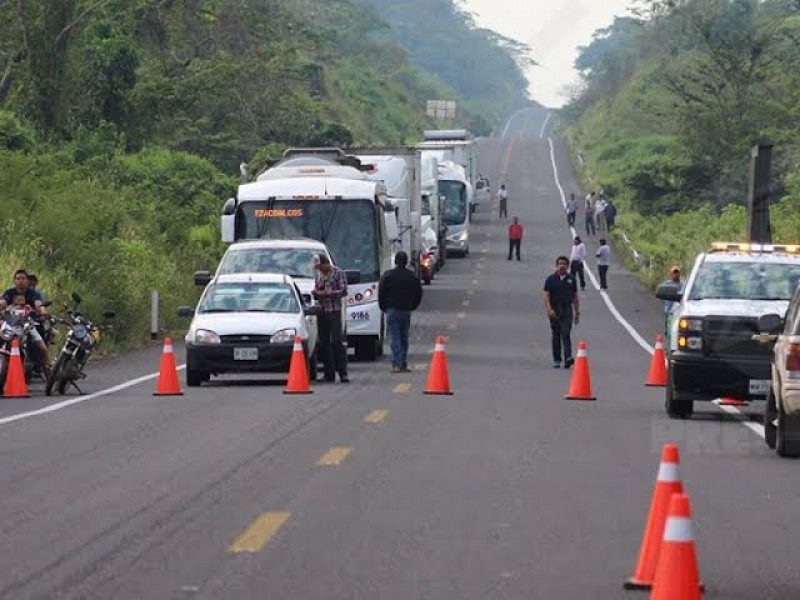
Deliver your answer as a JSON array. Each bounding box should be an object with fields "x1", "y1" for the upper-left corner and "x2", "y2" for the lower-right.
[
  {"x1": 662, "y1": 266, "x2": 684, "y2": 347},
  {"x1": 312, "y1": 254, "x2": 349, "y2": 383},
  {"x1": 378, "y1": 251, "x2": 423, "y2": 373}
]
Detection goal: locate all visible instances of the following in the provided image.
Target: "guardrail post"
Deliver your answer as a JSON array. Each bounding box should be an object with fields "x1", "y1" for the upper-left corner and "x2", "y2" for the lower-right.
[{"x1": 151, "y1": 290, "x2": 159, "y2": 341}]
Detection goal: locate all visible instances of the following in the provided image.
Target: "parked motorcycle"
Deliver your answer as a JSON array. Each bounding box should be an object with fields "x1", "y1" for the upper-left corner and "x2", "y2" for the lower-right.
[
  {"x1": 45, "y1": 293, "x2": 115, "y2": 396},
  {"x1": 0, "y1": 310, "x2": 42, "y2": 389}
]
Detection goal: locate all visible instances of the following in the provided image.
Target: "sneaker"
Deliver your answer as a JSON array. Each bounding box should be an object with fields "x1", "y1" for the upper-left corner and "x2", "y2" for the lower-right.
[
  {"x1": 552, "y1": 361, "x2": 561, "y2": 368},
  {"x1": 340, "y1": 375, "x2": 350, "y2": 383},
  {"x1": 390, "y1": 366, "x2": 401, "y2": 373},
  {"x1": 564, "y1": 357, "x2": 575, "y2": 369},
  {"x1": 400, "y1": 366, "x2": 412, "y2": 373}
]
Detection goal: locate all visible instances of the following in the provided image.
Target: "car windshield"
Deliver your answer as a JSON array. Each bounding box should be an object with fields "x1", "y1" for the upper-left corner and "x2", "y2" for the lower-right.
[
  {"x1": 218, "y1": 248, "x2": 323, "y2": 279},
  {"x1": 441, "y1": 180, "x2": 467, "y2": 226},
  {"x1": 688, "y1": 261, "x2": 800, "y2": 301},
  {"x1": 199, "y1": 283, "x2": 300, "y2": 314}
]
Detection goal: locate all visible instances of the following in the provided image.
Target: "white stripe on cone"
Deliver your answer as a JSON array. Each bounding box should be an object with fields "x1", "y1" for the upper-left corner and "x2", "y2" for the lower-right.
[
  {"x1": 164, "y1": 344, "x2": 174, "y2": 354},
  {"x1": 655, "y1": 341, "x2": 664, "y2": 350},
  {"x1": 11, "y1": 345, "x2": 20, "y2": 356},
  {"x1": 577, "y1": 348, "x2": 587, "y2": 358},
  {"x1": 434, "y1": 343, "x2": 445, "y2": 352},
  {"x1": 663, "y1": 516, "x2": 694, "y2": 542},
  {"x1": 293, "y1": 342, "x2": 303, "y2": 352},
  {"x1": 657, "y1": 462, "x2": 680, "y2": 482}
]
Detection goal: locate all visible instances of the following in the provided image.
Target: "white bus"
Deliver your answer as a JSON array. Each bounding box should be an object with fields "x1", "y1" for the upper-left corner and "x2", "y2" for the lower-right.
[{"x1": 220, "y1": 149, "x2": 393, "y2": 361}]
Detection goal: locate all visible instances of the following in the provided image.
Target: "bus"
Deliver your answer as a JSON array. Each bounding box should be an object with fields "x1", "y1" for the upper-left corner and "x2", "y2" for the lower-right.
[
  {"x1": 220, "y1": 149, "x2": 393, "y2": 361},
  {"x1": 438, "y1": 160, "x2": 473, "y2": 257}
]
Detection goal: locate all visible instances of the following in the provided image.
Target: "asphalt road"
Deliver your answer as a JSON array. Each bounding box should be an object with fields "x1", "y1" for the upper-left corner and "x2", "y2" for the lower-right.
[{"x1": 2, "y1": 107, "x2": 799, "y2": 599}]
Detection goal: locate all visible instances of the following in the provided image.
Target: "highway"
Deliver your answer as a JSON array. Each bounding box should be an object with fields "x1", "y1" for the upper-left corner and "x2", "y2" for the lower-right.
[{"x1": 1, "y1": 107, "x2": 798, "y2": 599}]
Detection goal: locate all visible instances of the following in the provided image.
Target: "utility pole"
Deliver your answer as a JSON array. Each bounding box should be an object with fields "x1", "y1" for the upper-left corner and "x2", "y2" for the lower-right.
[{"x1": 746, "y1": 142, "x2": 773, "y2": 243}]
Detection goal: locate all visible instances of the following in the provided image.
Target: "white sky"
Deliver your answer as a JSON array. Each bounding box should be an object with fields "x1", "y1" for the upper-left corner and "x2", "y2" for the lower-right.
[{"x1": 463, "y1": 0, "x2": 635, "y2": 107}]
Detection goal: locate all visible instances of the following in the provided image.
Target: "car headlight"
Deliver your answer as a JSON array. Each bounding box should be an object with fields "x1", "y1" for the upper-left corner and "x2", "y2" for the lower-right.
[
  {"x1": 194, "y1": 329, "x2": 221, "y2": 344},
  {"x1": 678, "y1": 335, "x2": 703, "y2": 350},
  {"x1": 678, "y1": 317, "x2": 703, "y2": 331},
  {"x1": 271, "y1": 328, "x2": 297, "y2": 344},
  {"x1": 73, "y1": 323, "x2": 88, "y2": 340}
]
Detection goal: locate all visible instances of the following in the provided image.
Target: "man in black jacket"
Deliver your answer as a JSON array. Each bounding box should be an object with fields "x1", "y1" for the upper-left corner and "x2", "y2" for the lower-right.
[{"x1": 378, "y1": 251, "x2": 423, "y2": 373}]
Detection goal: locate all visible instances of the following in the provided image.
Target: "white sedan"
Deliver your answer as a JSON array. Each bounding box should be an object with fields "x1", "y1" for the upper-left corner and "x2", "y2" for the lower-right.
[{"x1": 179, "y1": 273, "x2": 320, "y2": 387}]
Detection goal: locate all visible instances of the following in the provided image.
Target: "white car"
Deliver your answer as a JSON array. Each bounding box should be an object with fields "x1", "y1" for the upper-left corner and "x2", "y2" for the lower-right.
[
  {"x1": 194, "y1": 238, "x2": 354, "y2": 337},
  {"x1": 178, "y1": 273, "x2": 321, "y2": 386}
]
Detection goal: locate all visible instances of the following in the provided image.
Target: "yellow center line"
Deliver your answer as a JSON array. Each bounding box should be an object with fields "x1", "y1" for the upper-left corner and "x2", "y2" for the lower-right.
[
  {"x1": 364, "y1": 409, "x2": 389, "y2": 423},
  {"x1": 472, "y1": 279, "x2": 479, "y2": 285},
  {"x1": 467, "y1": 290, "x2": 475, "y2": 296},
  {"x1": 462, "y1": 300, "x2": 470, "y2": 307},
  {"x1": 393, "y1": 383, "x2": 412, "y2": 393},
  {"x1": 228, "y1": 512, "x2": 291, "y2": 554},
  {"x1": 318, "y1": 446, "x2": 352, "y2": 465},
  {"x1": 457, "y1": 312, "x2": 467, "y2": 319},
  {"x1": 448, "y1": 323, "x2": 458, "y2": 331}
]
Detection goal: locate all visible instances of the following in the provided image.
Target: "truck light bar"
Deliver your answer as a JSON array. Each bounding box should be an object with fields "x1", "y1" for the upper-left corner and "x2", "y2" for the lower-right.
[{"x1": 709, "y1": 242, "x2": 800, "y2": 254}]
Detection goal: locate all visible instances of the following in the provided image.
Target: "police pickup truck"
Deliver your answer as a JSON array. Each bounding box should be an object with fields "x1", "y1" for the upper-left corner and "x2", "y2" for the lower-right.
[{"x1": 656, "y1": 243, "x2": 800, "y2": 419}]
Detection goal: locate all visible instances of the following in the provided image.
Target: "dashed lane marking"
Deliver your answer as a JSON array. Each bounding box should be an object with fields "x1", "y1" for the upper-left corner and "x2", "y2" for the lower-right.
[
  {"x1": 463, "y1": 300, "x2": 470, "y2": 307},
  {"x1": 393, "y1": 383, "x2": 412, "y2": 394},
  {"x1": 448, "y1": 324, "x2": 458, "y2": 331},
  {"x1": 228, "y1": 512, "x2": 291, "y2": 553},
  {"x1": 414, "y1": 363, "x2": 428, "y2": 371},
  {"x1": 364, "y1": 410, "x2": 389, "y2": 423},
  {"x1": 457, "y1": 312, "x2": 467, "y2": 319},
  {"x1": 318, "y1": 447, "x2": 352, "y2": 466}
]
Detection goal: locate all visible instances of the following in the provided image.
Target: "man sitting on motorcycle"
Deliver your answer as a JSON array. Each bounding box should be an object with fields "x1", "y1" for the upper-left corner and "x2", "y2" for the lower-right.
[{"x1": 1, "y1": 270, "x2": 50, "y2": 376}]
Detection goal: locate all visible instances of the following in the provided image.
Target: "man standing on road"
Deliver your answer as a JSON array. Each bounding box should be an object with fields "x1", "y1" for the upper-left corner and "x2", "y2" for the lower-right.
[
  {"x1": 498, "y1": 184, "x2": 508, "y2": 219},
  {"x1": 596, "y1": 239, "x2": 611, "y2": 290},
  {"x1": 584, "y1": 192, "x2": 596, "y2": 236},
  {"x1": 378, "y1": 251, "x2": 423, "y2": 373},
  {"x1": 565, "y1": 193, "x2": 579, "y2": 227},
  {"x1": 543, "y1": 256, "x2": 580, "y2": 369},
  {"x1": 569, "y1": 236, "x2": 587, "y2": 291},
  {"x1": 508, "y1": 217, "x2": 523, "y2": 261},
  {"x1": 312, "y1": 254, "x2": 349, "y2": 383},
  {"x1": 661, "y1": 266, "x2": 684, "y2": 347}
]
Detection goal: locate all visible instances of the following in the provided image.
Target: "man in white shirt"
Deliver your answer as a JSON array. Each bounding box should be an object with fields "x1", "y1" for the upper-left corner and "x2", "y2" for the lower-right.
[
  {"x1": 498, "y1": 184, "x2": 509, "y2": 218},
  {"x1": 596, "y1": 238, "x2": 611, "y2": 290},
  {"x1": 569, "y1": 236, "x2": 587, "y2": 291},
  {"x1": 595, "y1": 196, "x2": 608, "y2": 233}
]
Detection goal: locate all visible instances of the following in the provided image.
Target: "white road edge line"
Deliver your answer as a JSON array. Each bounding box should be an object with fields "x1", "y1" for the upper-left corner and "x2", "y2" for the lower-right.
[
  {"x1": 542, "y1": 111, "x2": 766, "y2": 440},
  {"x1": 0, "y1": 364, "x2": 187, "y2": 426}
]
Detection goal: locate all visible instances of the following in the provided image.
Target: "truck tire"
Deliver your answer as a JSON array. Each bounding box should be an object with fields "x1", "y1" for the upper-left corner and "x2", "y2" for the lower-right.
[
  {"x1": 765, "y1": 388, "x2": 778, "y2": 450},
  {"x1": 665, "y1": 366, "x2": 693, "y2": 419},
  {"x1": 776, "y1": 401, "x2": 800, "y2": 458}
]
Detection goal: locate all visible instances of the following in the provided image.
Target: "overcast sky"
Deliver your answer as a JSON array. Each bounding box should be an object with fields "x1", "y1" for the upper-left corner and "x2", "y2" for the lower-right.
[{"x1": 463, "y1": 0, "x2": 635, "y2": 107}]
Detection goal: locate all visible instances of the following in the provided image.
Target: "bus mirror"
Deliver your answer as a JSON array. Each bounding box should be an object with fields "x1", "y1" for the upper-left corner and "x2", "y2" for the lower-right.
[
  {"x1": 222, "y1": 197, "x2": 236, "y2": 216},
  {"x1": 221, "y1": 214, "x2": 235, "y2": 243},
  {"x1": 194, "y1": 271, "x2": 212, "y2": 287},
  {"x1": 345, "y1": 270, "x2": 361, "y2": 285}
]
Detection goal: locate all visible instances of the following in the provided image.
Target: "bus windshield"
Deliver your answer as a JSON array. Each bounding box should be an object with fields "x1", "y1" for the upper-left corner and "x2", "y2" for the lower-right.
[
  {"x1": 235, "y1": 200, "x2": 380, "y2": 281},
  {"x1": 441, "y1": 180, "x2": 467, "y2": 226}
]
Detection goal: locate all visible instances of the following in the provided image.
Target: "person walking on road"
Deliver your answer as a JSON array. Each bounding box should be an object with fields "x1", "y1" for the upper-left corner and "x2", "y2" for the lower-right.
[
  {"x1": 565, "y1": 193, "x2": 579, "y2": 228},
  {"x1": 604, "y1": 199, "x2": 617, "y2": 231},
  {"x1": 312, "y1": 254, "x2": 349, "y2": 383},
  {"x1": 661, "y1": 265, "x2": 684, "y2": 347},
  {"x1": 543, "y1": 256, "x2": 580, "y2": 369},
  {"x1": 594, "y1": 195, "x2": 608, "y2": 233},
  {"x1": 569, "y1": 236, "x2": 587, "y2": 291},
  {"x1": 508, "y1": 217, "x2": 523, "y2": 261},
  {"x1": 378, "y1": 251, "x2": 423, "y2": 373},
  {"x1": 596, "y1": 238, "x2": 611, "y2": 290},
  {"x1": 584, "y1": 192, "x2": 596, "y2": 236},
  {"x1": 498, "y1": 184, "x2": 508, "y2": 219}
]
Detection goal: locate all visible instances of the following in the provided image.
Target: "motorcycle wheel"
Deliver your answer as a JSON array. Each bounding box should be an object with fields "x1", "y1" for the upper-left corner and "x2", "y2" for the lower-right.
[{"x1": 46, "y1": 354, "x2": 68, "y2": 396}]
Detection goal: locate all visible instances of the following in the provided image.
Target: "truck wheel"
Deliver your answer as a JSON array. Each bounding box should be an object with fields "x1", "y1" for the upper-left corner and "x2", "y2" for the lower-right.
[
  {"x1": 776, "y1": 401, "x2": 800, "y2": 457},
  {"x1": 665, "y1": 366, "x2": 693, "y2": 419},
  {"x1": 765, "y1": 388, "x2": 778, "y2": 450}
]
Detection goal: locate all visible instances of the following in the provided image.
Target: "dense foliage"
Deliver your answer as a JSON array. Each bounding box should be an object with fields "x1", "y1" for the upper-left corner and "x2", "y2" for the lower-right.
[
  {"x1": 562, "y1": 0, "x2": 800, "y2": 284},
  {"x1": 0, "y1": 0, "x2": 530, "y2": 350}
]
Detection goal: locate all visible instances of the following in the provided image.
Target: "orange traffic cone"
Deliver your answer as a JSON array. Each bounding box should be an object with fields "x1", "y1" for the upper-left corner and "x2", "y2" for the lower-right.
[
  {"x1": 3, "y1": 340, "x2": 30, "y2": 398},
  {"x1": 645, "y1": 335, "x2": 668, "y2": 387},
  {"x1": 650, "y1": 493, "x2": 703, "y2": 600},
  {"x1": 565, "y1": 341, "x2": 595, "y2": 401},
  {"x1": 284, "y1": 335, "x2": 312, "y2": 395},
  {"x1": 624, "y1": 444, "x2": 683, "y2": 591},
  {"x1": 154, "y1": 337, "x2": 183, "y2": 396},
  {"x1": 424, "y1": 336, "x2": 453, "y2": 395}
]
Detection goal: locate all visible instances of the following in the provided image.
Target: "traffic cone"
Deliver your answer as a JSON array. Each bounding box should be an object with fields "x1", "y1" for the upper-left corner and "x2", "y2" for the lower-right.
[
  {"x1": 424, "y1": 336, "x2": 453, "y2": 395},
  {"x1": 650, "y1": 493, "x2": 703, "y2": 599},
  {"x1": 3, "y1": 340, "x2": 30, "y2": 398},
  {"x1": 565, "y1": 341, "x2": 595, "y2": 401},
  {"x1": 153, "y1": 337, "x2": 183, "y2": 396},
  {"x1": 624, "y1": 444, "x2": 683, "y2": 591},
  {"x1": 284, "y1": 335, "x2": 312, "y2": 395},
  {"x1": 645, "y1": 335, "x2": 668, "y2": 387}
]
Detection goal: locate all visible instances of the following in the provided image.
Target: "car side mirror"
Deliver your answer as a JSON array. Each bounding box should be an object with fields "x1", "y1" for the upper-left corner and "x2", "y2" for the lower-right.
[
  {"x1": 301, "y1": 293, "x2": 313, "y2": 305},
  {"x1": 194, "y1": 270, "x2": 212, "y2": 287},
  {"x1": 656, "y1": 283, "x2": 682, "y2": 303},
  {"x1": 345, "y1": 270, "x2": 361, "y2": 285},
  {"x1": 102, "y1": 309, "x2": 116, "y2": 319},
  {"x1": 178, "y1": 306, "x2": 195, "y2": 318},
  {"x1": 304, "y1": 304, "x2": 322, "y2": 317},
  {"x1": 759, "y1": 313, "x2": 784, "y2": 335}
]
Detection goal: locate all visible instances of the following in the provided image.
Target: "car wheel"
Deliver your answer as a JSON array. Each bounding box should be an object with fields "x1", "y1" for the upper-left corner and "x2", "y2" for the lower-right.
[
  {"x1": 776, "y1": 401, "x2": 800, "y2": 457},
  {"x1": 186, "y1": 368, "x2": 207, "y2": 387},
  {"x1": 665, "y1": 365, "x2": 693, "y2": 419},
  {"x1": 765, "y1": 388, "x2": 778, "y2": 450}
]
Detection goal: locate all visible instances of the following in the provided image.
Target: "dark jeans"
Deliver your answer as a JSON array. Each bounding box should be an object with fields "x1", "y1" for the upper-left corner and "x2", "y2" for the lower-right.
[
  {"x1": 386, "y1": 308, "x2": 411, "y2": 368},
  {"x1": 508, "y1": 239, "x2": 521, "y2": 260},
  {"x1": 567, "y1": 211, "x2": 576, "y2": 227},
  {"x1": 585, "y1": 215, "x2": 595, "y2": 235},
  {"x1": 499, "y1": 199, "x2": 507, "y2": 218},
  {"x1": 598, "y1": 265, "x2": 609, "y2": 289},
  {"x1": 550, "y1": 307, "x2": 574, "y2": 363},
  {"x1": 570, "y1": 260, "x2": 585, "y2": 289},
  {"x1": 318, "y1": 311, "x2": 347, "y2": 379}
]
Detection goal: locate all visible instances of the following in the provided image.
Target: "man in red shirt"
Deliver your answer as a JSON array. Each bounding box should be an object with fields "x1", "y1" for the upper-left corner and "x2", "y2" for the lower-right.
[{"x1": 508, "y1": 217, "x2": 523, "y2": 261}]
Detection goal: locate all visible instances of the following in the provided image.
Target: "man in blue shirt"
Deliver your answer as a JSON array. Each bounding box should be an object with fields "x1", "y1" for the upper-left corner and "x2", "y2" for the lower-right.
[{"x1": 542, "y1": 256, "x2": 581, "y2": 369}]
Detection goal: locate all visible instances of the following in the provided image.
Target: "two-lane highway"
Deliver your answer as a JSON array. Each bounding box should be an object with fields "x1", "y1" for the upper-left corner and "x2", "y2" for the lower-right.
[{"x1": 1, "y1": 107, "x2": 798, "y2": 599}]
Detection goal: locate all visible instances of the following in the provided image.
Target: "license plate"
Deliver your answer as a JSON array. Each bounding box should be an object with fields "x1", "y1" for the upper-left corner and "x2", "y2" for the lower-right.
[
  {"x1": 234, "y1": 347, "x2": 258, "y2": 361},
  {"x1": 749, "y1": 379, "x2": 771, "y2": 395},
  {"x1": 350, "y1": 311, "x2": 370, "y2": 321}
]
